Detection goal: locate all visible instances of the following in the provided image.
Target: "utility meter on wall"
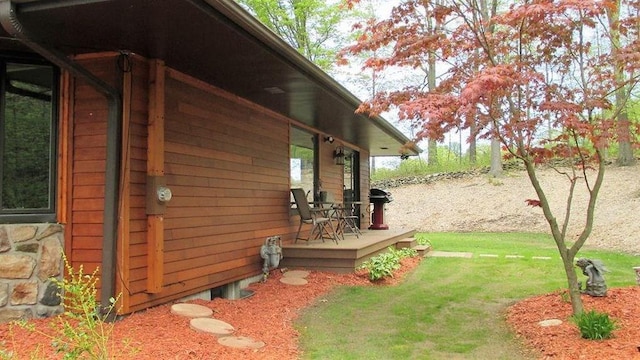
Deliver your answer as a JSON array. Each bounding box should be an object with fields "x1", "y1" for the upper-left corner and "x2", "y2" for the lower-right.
[{"x1": 157, "y1": 186, "x2": 173, "y2": 202}]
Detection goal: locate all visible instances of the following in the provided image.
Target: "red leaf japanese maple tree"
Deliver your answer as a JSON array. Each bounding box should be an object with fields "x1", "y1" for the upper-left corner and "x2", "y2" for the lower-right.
[{"x1": 343, "y1": 0, "x2": 640, "y2": 315}]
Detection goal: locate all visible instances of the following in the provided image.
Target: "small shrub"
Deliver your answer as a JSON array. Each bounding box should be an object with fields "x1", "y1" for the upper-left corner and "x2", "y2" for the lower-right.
[
  {"x1": 359, "y1": 246, "x2": 418, "y2": 281},
  {"x1": 414, "y1": 235, "x2": 431, "y2": 247},
  {"x1": 572, "y1": 310, "x2": 617, "y2": 340},
  {"x1": 11, "y1": 256, "x2": 136, "y2": 360}
]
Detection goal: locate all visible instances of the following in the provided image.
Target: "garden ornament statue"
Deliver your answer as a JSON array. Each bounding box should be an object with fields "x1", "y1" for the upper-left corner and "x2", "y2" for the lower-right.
[
  {"x1": 260, "y1": 236, "x2": 283, "y2": 281},
  {"x1": 576, "y1": 258, "x2": 608, "y2": 297}
]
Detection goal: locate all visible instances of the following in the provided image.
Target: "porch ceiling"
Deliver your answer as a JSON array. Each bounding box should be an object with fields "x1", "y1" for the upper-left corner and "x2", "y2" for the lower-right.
[{"x1": 1, "y1": 0, "x2": 419, "y2": 156}]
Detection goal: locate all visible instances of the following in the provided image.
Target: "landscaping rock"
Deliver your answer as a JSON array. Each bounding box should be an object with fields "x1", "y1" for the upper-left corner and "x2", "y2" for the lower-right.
[
  {"x1": 190, "y1": 317, "x2": 235, "y2": 336},
  {"x1": 218, "y1": 336, "x2": 265, "y2": 349},
  {"x1": 170, "y1": 303, "x2": 213, "y2": 318}
]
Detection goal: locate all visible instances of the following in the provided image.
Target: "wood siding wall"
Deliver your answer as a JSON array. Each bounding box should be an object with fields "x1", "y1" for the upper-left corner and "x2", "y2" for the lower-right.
[
  {"x1": 126, "y1": 70, "x2": 292, "y2": 311},
  {"x1": 66, "y1": 54, "x2": 373, "y2": 313},
  {"x1": 69, "y1": 56, "x2": 116, "y2": 283}
]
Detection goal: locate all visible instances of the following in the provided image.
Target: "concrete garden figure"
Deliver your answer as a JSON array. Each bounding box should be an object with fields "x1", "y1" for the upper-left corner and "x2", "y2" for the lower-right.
[{"x1": 576, "y1": 258, "x2": 608, "y2": 297}]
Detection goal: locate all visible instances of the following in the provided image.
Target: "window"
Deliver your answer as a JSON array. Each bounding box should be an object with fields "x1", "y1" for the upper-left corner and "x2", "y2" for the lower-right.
[
  {"x1": 0, "y1": 58, "x2": 57, "y2": 222},
  {"x1": 290, "y1": 127, "x2": 317, "y2": 202}
]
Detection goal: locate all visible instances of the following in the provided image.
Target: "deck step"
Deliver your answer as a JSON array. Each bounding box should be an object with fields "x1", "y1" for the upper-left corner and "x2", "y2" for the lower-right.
[
  {"x1": 395, "y1": 237, "x2": 417, "y2": 249},
  {"x1": 413, "y1": 244, "x2": 432, "y2": 257}
]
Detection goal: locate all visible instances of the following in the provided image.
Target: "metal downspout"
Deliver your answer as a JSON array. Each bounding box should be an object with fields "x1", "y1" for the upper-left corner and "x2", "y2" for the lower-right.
[{"x1": 0, "y1": 0, "x2": 122, "y2": 314}]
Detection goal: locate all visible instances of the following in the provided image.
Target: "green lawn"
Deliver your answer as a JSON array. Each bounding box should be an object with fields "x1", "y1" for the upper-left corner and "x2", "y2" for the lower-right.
[{"x1": 296, "y1": 232, "x2": 639, "y2": 360}]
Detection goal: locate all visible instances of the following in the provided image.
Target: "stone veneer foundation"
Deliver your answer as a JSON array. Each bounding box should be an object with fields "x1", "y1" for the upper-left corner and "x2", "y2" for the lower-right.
[{"x1": 0, "y1": 224, "x2": 64, "y2": 323}]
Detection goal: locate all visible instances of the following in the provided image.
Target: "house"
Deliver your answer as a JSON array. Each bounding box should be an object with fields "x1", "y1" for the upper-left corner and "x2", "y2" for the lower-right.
[{"x1": 0, "y1": 0, "x2": 418, "y2": 321}]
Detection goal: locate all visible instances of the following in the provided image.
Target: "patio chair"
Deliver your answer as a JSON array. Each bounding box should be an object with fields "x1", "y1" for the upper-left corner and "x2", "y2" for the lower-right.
[
  {"x1": 291, "y1": 188, "x2": 337, "y2": 244},
  {"x1": 323, "y1": 192, "x2": 361, "y2": 239},
  {"x1": 325, "y1": 191, "x2": 361, "y2": 239}
]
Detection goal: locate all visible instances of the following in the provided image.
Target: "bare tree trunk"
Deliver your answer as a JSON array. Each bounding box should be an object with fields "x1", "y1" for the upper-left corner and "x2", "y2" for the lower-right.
[
  {"x1": 488, "y1": 137, "x2": 502, "y2": 177},
  {"x1": 617, "y1": 113, "x2": 635, "y2": 166},
  {"x1": 469, "y1": 123, "x2": 477, "y2": 165},
  {"x1": 427, "y1": 139, "x2": 438, "y2": 166},
  {"x1": 608, "y1": 0, "x2": 636, "y2": 166},
  {"x1": 425, "y1": 3, "x2": 439, "y2": 167}
]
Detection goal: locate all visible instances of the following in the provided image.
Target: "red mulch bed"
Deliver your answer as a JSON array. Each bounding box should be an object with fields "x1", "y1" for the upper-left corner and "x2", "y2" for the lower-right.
[
  {"x1": 2, "y1": 257, "x2": 639, "y2": 359},
  {"x1": 506, "y1": 287, "x2": 640, "y2": 359}
]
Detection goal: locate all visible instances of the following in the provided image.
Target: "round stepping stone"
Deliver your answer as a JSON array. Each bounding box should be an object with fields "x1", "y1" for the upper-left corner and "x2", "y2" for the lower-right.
[
  {"x1": 279, "y1": 277, "x2": 308, "y2": 285},
  {"x1": 190, "y1": 318, "x2": 235, "y2": 336},
  {"x1": 170, "y1": 303, "x2": 213, "y2": 318},
  {"x1": 282, "y1": 270, "x2": 310, "y2": 278},
  {"x1": 218, "y1": 336, "x2": 265, "y2": 349},
  {"x1": 538, "y1": 319, "x2": 563, "y2": 327}
]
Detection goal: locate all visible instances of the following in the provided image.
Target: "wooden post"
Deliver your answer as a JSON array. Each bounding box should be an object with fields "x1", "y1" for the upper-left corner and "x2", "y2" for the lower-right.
[{"x1": 146, "y1": 60, "x2": 166, "y2": 293}]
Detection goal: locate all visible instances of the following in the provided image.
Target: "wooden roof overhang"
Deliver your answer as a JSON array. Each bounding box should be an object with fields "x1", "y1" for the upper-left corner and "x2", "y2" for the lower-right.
[{"x1": 1, "y1": 0, "x2": 419, "y2": 156}]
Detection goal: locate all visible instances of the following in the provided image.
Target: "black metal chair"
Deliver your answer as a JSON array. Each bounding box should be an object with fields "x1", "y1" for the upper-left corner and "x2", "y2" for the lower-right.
[{"x1": 291, "y1": 188, "x2": 337, "y2": 244}]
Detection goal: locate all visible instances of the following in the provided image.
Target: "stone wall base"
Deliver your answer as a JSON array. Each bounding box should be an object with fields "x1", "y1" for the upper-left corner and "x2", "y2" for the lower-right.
[{"x1": 0, "y1": 224, "x2": 64, "y2": 323}]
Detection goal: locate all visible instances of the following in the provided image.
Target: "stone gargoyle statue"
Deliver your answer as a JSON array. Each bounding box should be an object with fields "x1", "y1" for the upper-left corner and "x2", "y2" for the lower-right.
[{"x1": 575, "y1": 258, "x2": 608, "y2": 297}]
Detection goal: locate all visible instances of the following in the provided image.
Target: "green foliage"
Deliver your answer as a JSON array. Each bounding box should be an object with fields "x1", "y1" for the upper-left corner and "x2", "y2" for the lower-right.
[
  {"x1": 7, "y1": 257, "x2": 135, "y2": 360},
  {"x1": 414, "y1": 234, "x2": 432, "y2": 246},
  {"x1": 358, "y1": 246, "x2": 417, "y2": 281},
  {"x1": 234, "y1": 0, "x2": 351, "y2": 71},
  {"x1": 572, "y1": 310, "x2": 617, "y2": 340},
  {"x1": 371, "y1": 144, "x2": 492, "y2": 181}
]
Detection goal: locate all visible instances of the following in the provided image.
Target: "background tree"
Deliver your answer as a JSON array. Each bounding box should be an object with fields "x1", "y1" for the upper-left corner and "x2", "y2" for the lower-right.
[
  {"x1": 607, "y1": 0, "x2": 637, "y2": 166},
  {"x1": 235, "y1": 0, "x2": 351, "y2": 72},
  {"x1": 344, "y1": 0, "x2": 640, "y2": 315}
]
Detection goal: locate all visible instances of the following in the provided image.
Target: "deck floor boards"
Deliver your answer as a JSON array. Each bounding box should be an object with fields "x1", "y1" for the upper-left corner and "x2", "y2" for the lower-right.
[{"x1": 280, "y1": 228, "x2": 417, "y2": 273}]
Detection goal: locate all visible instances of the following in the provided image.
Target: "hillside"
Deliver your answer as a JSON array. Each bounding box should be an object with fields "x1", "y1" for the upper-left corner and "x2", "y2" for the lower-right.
[{"x1": 382, "y1": 164, "x2": 640, "y2": 255}]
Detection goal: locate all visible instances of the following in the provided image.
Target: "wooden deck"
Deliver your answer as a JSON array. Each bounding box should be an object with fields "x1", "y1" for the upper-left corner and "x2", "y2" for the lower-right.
[{"x1": 279, "y1": 228, "x2": 418, "y2": 273}]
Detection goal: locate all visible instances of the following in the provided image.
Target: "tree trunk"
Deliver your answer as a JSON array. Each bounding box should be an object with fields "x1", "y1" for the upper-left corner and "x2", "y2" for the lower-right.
[
  {"x1": 488, "y1": 137, "x2": 502, "y2": 177},
  {"x1": 469, "y1": 123, "x2": 477, "y2": 165},
  {"x1": 616, "y1": 112, "x2": 635, "y2": 166},
  {"x1": 427, "y1": 139, "x2": 438, "y2": 166},
  {"x1": 608, "y1": 0, "x2": 636, "y2": 166},
  {"x1": 562, "y1": 251, "x2": 584, "y2": 315}
]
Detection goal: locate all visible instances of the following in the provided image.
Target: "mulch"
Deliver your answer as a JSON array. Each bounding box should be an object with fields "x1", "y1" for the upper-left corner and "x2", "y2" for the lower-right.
[
  {"x1": 2, "y1": 257, "x2": 639, "y2": 359},
  {"x1": 506, "y1": 287, "x2": 640, "y2": 359}
]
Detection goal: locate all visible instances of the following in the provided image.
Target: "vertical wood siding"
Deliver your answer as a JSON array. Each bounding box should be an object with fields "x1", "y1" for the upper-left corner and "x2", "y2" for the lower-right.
[
  {"x1": 70, "y1": 57, "x2": 115, "y2": 281},
  {"x1": 125, "y1": 71, "x2": 292, "y2": 311}
]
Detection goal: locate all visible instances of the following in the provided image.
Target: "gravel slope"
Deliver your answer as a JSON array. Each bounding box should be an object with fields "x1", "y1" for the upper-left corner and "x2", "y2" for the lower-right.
[{"x1": 384, "y1": 164, "x2": 640, "y2": 255}]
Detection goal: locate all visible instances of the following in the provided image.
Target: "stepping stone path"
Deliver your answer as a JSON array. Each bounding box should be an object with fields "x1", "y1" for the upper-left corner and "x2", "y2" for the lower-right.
[
  {"x1": 190, "y1": 318, "x2": 235, "y2": 336},
  {"x1": 170, "y1": 303, "x2": 213, "y2": 318},
  {"x1": 538, "y1": 319, "x2": 563, "y2": 327},
  {"x1": 170, "y1": 302, "x2": 265, "y2": 350},
  {"x1": 280, "y1": 269, "x2": 310, "y2": 285},
  {"x1": 170, "y1": 270, "x2": 312, "y2": 350},
  {"x1": 218, "y1": 336, "x2": 266, "y2": 349},
  {"x1": 427, "y1": 251, "x2": 473, "y2": 258},
  {"x1": 427, "y1": 251, "x2": 553, "y2": 260}
]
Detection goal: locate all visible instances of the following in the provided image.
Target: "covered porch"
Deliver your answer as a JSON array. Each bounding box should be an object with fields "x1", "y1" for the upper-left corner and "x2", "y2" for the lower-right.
[{"x1": 279, "y1": 228, "x2": 427, "y2": 273}]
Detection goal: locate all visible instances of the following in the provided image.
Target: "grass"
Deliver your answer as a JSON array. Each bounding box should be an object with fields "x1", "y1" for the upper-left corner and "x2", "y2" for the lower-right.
[{"x1": 296, "y1": 232, "x2": 639, "y2": 359}]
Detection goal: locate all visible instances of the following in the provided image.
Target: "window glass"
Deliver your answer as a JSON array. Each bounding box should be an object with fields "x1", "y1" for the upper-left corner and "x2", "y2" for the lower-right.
[
  {"x1": 1, "y1": 61, "x2": 56, "y2": 219},
  {"x1": 290, "y1": 127, "x2": 316, "y2": 202}
]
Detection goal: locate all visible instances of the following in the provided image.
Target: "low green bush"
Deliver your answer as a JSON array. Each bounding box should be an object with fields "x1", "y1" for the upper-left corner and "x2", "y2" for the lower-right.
[
  {"x1": 572, "y1": 310, "x2": 617, "y2": 340},
  {"x1": 359, "y1": 246, "x2": 418, "y2": 281},
  {"x1": 4, "y1": 257, "x2": 136, "y2": 360}
]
